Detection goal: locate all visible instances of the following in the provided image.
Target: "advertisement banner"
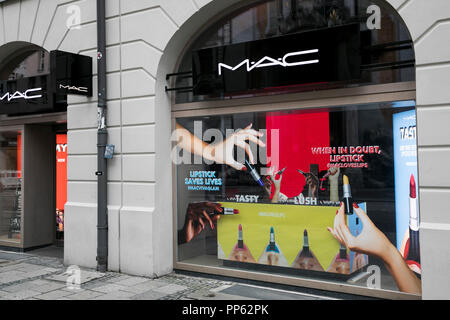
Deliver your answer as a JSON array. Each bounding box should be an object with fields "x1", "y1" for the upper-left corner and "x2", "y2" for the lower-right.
[
  {"x1": 393, "y1": 106, "x2": 420, "y2": 275},
  {"x1": 218, "y1": 202, "x2": 368, "y2": 274}
]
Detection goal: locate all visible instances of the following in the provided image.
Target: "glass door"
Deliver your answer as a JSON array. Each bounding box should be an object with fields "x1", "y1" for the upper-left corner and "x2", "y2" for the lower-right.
[{"x1": 0, "y1": 130, "x2": 23, "y2": 246}]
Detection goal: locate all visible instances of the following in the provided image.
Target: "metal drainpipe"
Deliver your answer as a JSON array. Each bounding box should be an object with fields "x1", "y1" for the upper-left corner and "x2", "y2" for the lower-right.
[{"x1": 96, "y1": 0, "x2": 108, "y2": 273}]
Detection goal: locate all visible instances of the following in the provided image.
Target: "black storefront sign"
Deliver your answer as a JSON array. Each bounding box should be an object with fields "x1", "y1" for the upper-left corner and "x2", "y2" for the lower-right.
[
  {"x1": 0, "y1": 50, "x2": 92, "y2": 116},
  {"x1": 0, "y1": 75, "x2": 52, "y2": 115},
  {"x1": 51, "y1": 50, "x2": 93, "y2": 97},
  {"x1": 192, "y1": 23, "x2": 361, "y2": 96}
]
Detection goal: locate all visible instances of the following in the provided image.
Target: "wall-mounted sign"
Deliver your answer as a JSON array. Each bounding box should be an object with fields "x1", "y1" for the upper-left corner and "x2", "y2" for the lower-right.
[
  {"x1": 192, "y1": 23, "x2": 361, "y2": 96},
  {"x1": 0, "y1": 50, "x2": 92, "y2": 116},
  {"x1": 51, "y1": 50, "x2": 93, "y2": 97}
]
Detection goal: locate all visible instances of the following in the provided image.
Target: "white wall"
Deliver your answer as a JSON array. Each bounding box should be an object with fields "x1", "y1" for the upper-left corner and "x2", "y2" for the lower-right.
[{"x1": 0, "y1": 0, "x2": 449, "y2": 299}]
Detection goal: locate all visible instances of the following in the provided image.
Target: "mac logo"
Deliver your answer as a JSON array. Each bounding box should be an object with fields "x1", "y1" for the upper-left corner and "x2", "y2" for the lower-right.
[
  {"x1": 0, "y1": 88, "x2": 42, "y2": 102},
  {"x1": 218, "y1": 49, "x2": 319, "y2": 75},
  {"x1": 59, "y1": 84, "x2": 88, "y2": 93}
]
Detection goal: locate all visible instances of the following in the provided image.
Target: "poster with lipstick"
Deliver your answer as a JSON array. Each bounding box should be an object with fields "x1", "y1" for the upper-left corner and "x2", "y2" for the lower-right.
[
  {"x1": 393, "y1": 108, "x2": 421, "y2": 275},
  {"x1": 217, "y1": 201, "x2": 368, "y2": 275}
]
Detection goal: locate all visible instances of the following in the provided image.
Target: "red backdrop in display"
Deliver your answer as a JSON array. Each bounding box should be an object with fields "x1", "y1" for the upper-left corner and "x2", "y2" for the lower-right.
[
  {"x1": 56, "y1": 134, "x2": 67, "y2": 212},
  {"x1": 266, "y1": 111, "x2": 330, "y2": 198},
  {"x1": 17, "y1": 133, "x2": 22, "y2": 178}
]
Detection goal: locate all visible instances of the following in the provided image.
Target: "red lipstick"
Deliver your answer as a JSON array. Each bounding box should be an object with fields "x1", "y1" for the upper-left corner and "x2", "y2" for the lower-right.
[
  {"x1": 409, "y1": 174, "x2": 419, "y2": 232},
  {"x1": 410, "y1": 174, "x2": 416, "y2": 199}
]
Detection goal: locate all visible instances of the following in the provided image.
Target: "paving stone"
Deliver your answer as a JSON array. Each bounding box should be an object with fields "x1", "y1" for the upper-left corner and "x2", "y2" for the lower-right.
[
  {"x1": 105, "y1": 274, "x2": 132, "y2": 283},
  {"x1": 114, "y1": 276, "x2": 149, "y2": 287},
  {"x1": 28, "y1": 279, "x2": 49, "y2": 286},
  {"x1": 64, "y1": 290, "x2": 103, "y2": 300},
  {"x1": 16, "y1": 263, "x2": 47, "y2": 272},
  {"x1": 93, "y1": 290, "x2": 135, "y2": 300},
  {"x1": 3, "y1": 282, "x2": 45, "y2": 293},
  {"x1": 91, "y1": 283, "x2": 129, "y2": 294},
  {"x1": 30, "y1": 281, "x2": 67, "y2": 293},
  {"x1": 153, "y1": 284, "x2": 188, "y2": 295},
  {"x1": 131, "y1": 290, "x2": 168, "y2": 300},
  {"x1": 45, "y1": 269, "x2": 104, "y2": 284},
  {"x1": 34, "y1": 289, "x2": 74, "y2": 300},
  {"x1": 120, "y1": 279, "x2": 169, "y2": 294},
  {"x1": 1, "y1": 289, "x2": 42, "y2": 300}
]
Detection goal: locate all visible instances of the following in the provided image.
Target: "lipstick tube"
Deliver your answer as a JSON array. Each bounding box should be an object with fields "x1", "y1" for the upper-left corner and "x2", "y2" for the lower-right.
[
  {"x1": 216, "y1": 208, "x2": 239, "y2": 215},
  {"x1": 238, "y1": 224, "x2": 244, "y2": 249},
  {"x1": 343, "y1": 175, "x2": 353, "y2": 215},
  {"x1": 245, "y1": 159, "x2": 264, "y2": 187},
  {"x1": 409, "y1": 174, "x2": 419, "y2": 232},
  {"x1": 302, "y1": 229, "x2": 310, "y2": 255},
  {"x1": 267, "y1": 226, "x2": 278, "y2": 252}
]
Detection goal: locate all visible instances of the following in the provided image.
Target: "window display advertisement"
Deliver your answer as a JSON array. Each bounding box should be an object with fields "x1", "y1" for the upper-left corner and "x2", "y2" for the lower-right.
[{"x1": 174, "y1": 101, "x2": 421, "y2": 296}]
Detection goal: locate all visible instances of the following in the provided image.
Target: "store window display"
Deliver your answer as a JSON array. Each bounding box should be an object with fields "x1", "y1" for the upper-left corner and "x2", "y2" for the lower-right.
[{"x1": 175, "y1": 101, "x2": 421, "y2": 295}]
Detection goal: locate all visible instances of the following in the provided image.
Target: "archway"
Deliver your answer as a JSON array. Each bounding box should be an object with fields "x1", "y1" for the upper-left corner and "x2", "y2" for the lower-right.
[{"x1": 156, "y1": 0, "x2": 421, "y2": 299}]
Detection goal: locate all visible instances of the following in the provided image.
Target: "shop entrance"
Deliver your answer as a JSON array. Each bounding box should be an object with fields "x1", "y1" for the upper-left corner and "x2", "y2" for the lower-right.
[
  {"x1": 0, "y1": 42, "x2": 90, "y2": 256},
  {"x1": 0, "y1": 123, "x2": 67, "y2": 256}
]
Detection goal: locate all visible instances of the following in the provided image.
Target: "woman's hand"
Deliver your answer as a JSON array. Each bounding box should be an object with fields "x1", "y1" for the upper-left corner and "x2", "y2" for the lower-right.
[
  {"x1": 182, "y1": 202, "x2": 222, "y2": 243},
  {"x1": 328, "y1": 167, "x2": 340, "y2": 183},
  {"x1": 327, "y1": 202, "x2": 422, "y2": 294},
  {"x1": 327, "y1": 202, "x2": 392, "y2": 260},
  {"x1": 268, "y1": 166, "x2": 283, "y2": 191},
  {"x1": 203, "y1": 124, "x2": 265, "y2": 170},
  {"x1": 265, "y1": 166, "x2": 284, "y2": 202}
]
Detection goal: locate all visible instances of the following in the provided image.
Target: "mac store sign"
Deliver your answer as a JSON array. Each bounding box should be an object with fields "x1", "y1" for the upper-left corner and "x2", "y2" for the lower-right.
[
  {"x1": 192, "y1": 23, "x2": 361, "y2": 96},
  {"x1": 0, "y1": 50, "x2": 92, "y2": 116}
]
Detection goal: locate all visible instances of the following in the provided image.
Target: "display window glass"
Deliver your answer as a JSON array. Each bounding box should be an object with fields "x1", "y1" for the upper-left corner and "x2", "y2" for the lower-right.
[
  {"x1": 0, "y1": 131, "x2": 23, "y2": 244},
  {"x1": 174, "y1": 100, "x2": 421, "y2": 295}
]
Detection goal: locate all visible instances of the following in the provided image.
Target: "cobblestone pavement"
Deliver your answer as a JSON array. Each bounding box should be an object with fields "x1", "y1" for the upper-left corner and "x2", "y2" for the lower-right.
[{"x1": 0, "y1": 250, "x2": 335, "y2": 300}]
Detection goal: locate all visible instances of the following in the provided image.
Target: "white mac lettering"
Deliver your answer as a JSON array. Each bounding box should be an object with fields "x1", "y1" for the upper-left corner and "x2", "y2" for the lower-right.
[
  {"x1": 218, "y1": 49, "x2": 319, "y2": 75},
  {"x1": 59, "y1": 84, "x2": 88, "y2": 93},
  {"x1": 0, "y1": 88, "x2": 42, "y2": 102}
]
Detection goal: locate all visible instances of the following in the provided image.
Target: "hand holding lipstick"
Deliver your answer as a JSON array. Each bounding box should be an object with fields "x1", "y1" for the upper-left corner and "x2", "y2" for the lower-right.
[
  {"x1": 265, "y1": 166, "x2": 284, "y2": 202},
  {"x1": 327, "y1": 202, "x2": 422, "y2": 294},
  {"x1": 327, "y1": 202, "x2": 391, "y2": 259},
  {"x1": 203, "y1": 123, "x2": 266, "y2": 171}
]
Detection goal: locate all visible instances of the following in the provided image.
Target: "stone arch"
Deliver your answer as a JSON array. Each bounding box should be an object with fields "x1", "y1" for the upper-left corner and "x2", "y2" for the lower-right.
[
  {"x1": 157, "y1": 1, "x2": 450, "y2": 299},
  {"x1": 0, "y1": 41, "x2": 49, "y2": 79}
]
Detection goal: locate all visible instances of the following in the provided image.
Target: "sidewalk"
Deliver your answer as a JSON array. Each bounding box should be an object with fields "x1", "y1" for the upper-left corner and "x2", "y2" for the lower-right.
[{"x1": 0, "y1": 250, "x2": 338, "y2": 300}]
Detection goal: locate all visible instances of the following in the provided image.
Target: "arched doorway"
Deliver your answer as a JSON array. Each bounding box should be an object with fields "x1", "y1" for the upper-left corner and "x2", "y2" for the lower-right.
[
  {"x1": 0, "y1": 42, "x2": 68, "y2": 256},
  {"x1": 162, "y1": 0, "x2": 420, "y2": 299}
]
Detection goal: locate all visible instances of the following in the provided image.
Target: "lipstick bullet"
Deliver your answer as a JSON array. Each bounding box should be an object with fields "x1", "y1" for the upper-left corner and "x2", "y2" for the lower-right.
[
  {"x1": 269, "y1": 227, "x2": 276, "y2": 251},
  {"x1": 343, "y1": 175, "x2": 353, "y2": 215},
  {"x1": 238, "y1": 224, "x2": 244, "y2": 249}
]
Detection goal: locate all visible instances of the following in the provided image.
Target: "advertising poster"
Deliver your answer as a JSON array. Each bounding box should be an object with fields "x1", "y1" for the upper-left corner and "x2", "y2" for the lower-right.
[
  {"x1": 393, "y1": 106, "x2": 421, "y2": 275},
  {"x1": 56, "y1": 134, "x2": 67, "y2": 236},
  {"x1": 218, "y1": 202, "x2": 368, "y2": 274}
]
